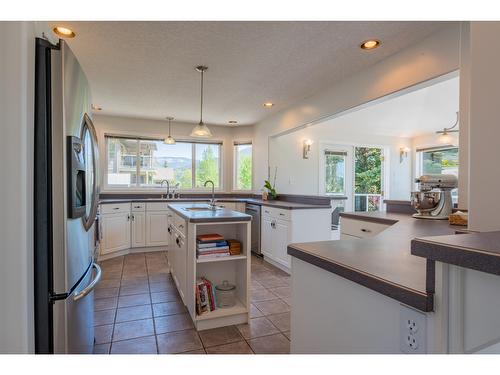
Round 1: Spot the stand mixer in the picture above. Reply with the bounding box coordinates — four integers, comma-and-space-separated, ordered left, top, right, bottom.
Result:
410, 174, 458, 219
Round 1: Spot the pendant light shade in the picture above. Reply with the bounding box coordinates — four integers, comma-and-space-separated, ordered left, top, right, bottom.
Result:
164, 116, 176, 145
190, 66, 212, 138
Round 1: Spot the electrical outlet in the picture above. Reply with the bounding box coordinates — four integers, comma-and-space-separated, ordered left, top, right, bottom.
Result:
400, 304, 426, 354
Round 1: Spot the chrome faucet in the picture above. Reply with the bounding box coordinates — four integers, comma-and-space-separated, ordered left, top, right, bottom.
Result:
204, 180, 216, 209
160, 180, 170, 199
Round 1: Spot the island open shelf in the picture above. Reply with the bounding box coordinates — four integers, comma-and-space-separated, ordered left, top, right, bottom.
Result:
186, 220, 251, 331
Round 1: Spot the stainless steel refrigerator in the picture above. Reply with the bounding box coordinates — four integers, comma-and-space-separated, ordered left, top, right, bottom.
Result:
34, 38, 101, 354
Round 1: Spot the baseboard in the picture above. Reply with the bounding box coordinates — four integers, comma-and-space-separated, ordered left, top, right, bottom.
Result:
98, 245, 169, 261
263, 256, 291, 275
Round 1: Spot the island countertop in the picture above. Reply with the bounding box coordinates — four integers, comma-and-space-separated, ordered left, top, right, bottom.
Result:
287, 211, 461, 312
167, 203, 252, 223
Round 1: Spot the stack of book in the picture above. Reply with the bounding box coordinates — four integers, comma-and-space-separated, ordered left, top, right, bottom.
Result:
196, 277, 216, 315
196, 233, 230, 259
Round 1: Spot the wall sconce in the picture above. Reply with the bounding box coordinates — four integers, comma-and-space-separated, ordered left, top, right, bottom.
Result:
399, 147, 410, 163
303, 139, 313, 159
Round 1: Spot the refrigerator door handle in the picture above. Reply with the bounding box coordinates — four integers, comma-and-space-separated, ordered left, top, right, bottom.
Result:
73, 263, 102, 302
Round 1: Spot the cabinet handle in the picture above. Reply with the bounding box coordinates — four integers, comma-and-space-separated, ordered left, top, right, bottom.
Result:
360, 228, 372, 233
113, 207, 119, 210
179, 224, 184, 229
279, 213, 285, 216
131, 214, 135, 221
127, 214, 130, 221
134, 205, 141, 208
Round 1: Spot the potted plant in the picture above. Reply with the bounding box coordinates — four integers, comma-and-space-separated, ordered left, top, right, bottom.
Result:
263, 167, 277, 200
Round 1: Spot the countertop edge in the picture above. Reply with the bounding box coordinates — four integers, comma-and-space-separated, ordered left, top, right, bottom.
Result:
339, 212, 399, 225
168, 204, 252, 223
411, 233, 500, 277
287, 245, 433, 312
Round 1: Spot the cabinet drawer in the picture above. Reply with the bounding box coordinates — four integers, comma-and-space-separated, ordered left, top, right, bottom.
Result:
174, 214, 187, 236
131, 202, 146, 212
262, 206, 291, 221
146, 202, 170, 211
340, 217, 390, 238
100, 203, 131, 214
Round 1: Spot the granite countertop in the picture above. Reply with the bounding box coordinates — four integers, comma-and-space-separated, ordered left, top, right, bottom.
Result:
99, 197, 331, 210
168, 203, 252, 223
412, 231, 500, 277
287, 211, 461, 312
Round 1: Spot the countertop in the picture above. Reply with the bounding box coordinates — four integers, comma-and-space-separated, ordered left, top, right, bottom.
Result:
99, 197, 331, 210
287, 211, 461, 312
412, 231, 500, 277
168, 203, 252, 223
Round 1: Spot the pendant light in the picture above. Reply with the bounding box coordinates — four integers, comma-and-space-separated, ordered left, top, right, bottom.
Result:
436, 111, 459, 144
190, 66, 213, 138
164, 116, 176, 145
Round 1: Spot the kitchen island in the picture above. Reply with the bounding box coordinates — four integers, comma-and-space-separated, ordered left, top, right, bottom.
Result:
167, 203, 252, 331
287, 211, 462, 354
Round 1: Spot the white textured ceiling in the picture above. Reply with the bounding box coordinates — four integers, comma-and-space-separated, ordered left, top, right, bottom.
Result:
52, 21, 453, 126
323, 75, 460, 138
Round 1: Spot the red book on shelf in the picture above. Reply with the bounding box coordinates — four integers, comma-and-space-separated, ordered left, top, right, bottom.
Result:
197, 233, 224, 242
203, 278, 215, 311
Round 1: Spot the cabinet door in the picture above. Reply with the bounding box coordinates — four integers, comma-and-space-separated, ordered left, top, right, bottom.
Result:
131, 212, 146, 248
101, 213, 130, 254
177, 235, 187, 302
273, 219, 291, 268
261, 217, 274, 258
146, 211, 169, 247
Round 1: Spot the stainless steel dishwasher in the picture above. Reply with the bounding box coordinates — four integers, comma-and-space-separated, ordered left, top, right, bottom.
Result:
245, 204, 261, 256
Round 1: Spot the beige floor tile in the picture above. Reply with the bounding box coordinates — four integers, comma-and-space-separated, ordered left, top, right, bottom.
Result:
113, 318, 154, 341
150, 290, 181, 304
94, 297, 118, 311
94, 309, 116, 326
96, 278, 121, 289
157, 330, 203, 354
198, 326, 243, 348
117, 293, 151, 308
119, 284, 150, 296
268, 286, 291, 299
251, 279, 266, 290
115, 305, 153, 323
248, 333, 290, 354
251, 288, 278, 302
154, 313, 194, 334
152, 301, 185, 317
253, 299, 290, 315
150, 281, 176, 293
236, 317, 279, 339
281, 297, 292, 306
283, 331, 291, 340
101, 270, 123, 280
267, 312, 290, 332
93, 343, 110, 354
148, 274, 171, 283
94, 324, 113, 344
94, 287, 119, 299
255, 275, 289, 288
206, 340, 254, 354
250, 304, 263, 318
110, 335, 157, 354
119, 276, 149, 287
179, 349, 206, 354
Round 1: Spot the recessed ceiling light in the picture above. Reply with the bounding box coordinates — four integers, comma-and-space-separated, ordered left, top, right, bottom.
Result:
53, 26, 76, 38
228, 120, 238, 124
360, 39, 380, 50
263, 102, 274, 108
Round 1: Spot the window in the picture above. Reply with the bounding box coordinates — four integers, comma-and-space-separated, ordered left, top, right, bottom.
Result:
233, 142, 252, 190
354, 147, 383, 212
324, 150, 346, 195
416, 146, 459, 203
105, 136, 222, 189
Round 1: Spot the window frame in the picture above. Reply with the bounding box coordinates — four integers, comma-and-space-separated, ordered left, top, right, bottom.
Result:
232, 141, 253, 191
104, 134, 223, 191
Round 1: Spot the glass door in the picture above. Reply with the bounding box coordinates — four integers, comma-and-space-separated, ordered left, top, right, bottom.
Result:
354, 147, 384, 212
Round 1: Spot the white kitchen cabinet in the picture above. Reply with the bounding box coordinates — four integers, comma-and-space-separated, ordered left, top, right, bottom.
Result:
145, 211, 170, 247
340, 217, 390, 239
101, 212, 131, 254
260, 206, 331, 273
131, 211, 146, 247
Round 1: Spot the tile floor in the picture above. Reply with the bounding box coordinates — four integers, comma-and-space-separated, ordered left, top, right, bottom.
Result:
93, 252, 291, 354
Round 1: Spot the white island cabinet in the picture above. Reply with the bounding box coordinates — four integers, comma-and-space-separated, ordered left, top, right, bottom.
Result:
168, 203, 251, 331
261, 206, 331, 273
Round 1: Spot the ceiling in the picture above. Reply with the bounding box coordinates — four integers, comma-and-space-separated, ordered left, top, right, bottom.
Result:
53, 21, 453, 126
324, 75, 460, 138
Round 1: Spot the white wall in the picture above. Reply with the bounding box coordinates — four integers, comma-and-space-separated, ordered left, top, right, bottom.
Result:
93, 114, 254, 193
0, 21, 50, 354
254, 24, 461, 192
467, 22, 500, 231
268, 117, 412, 200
